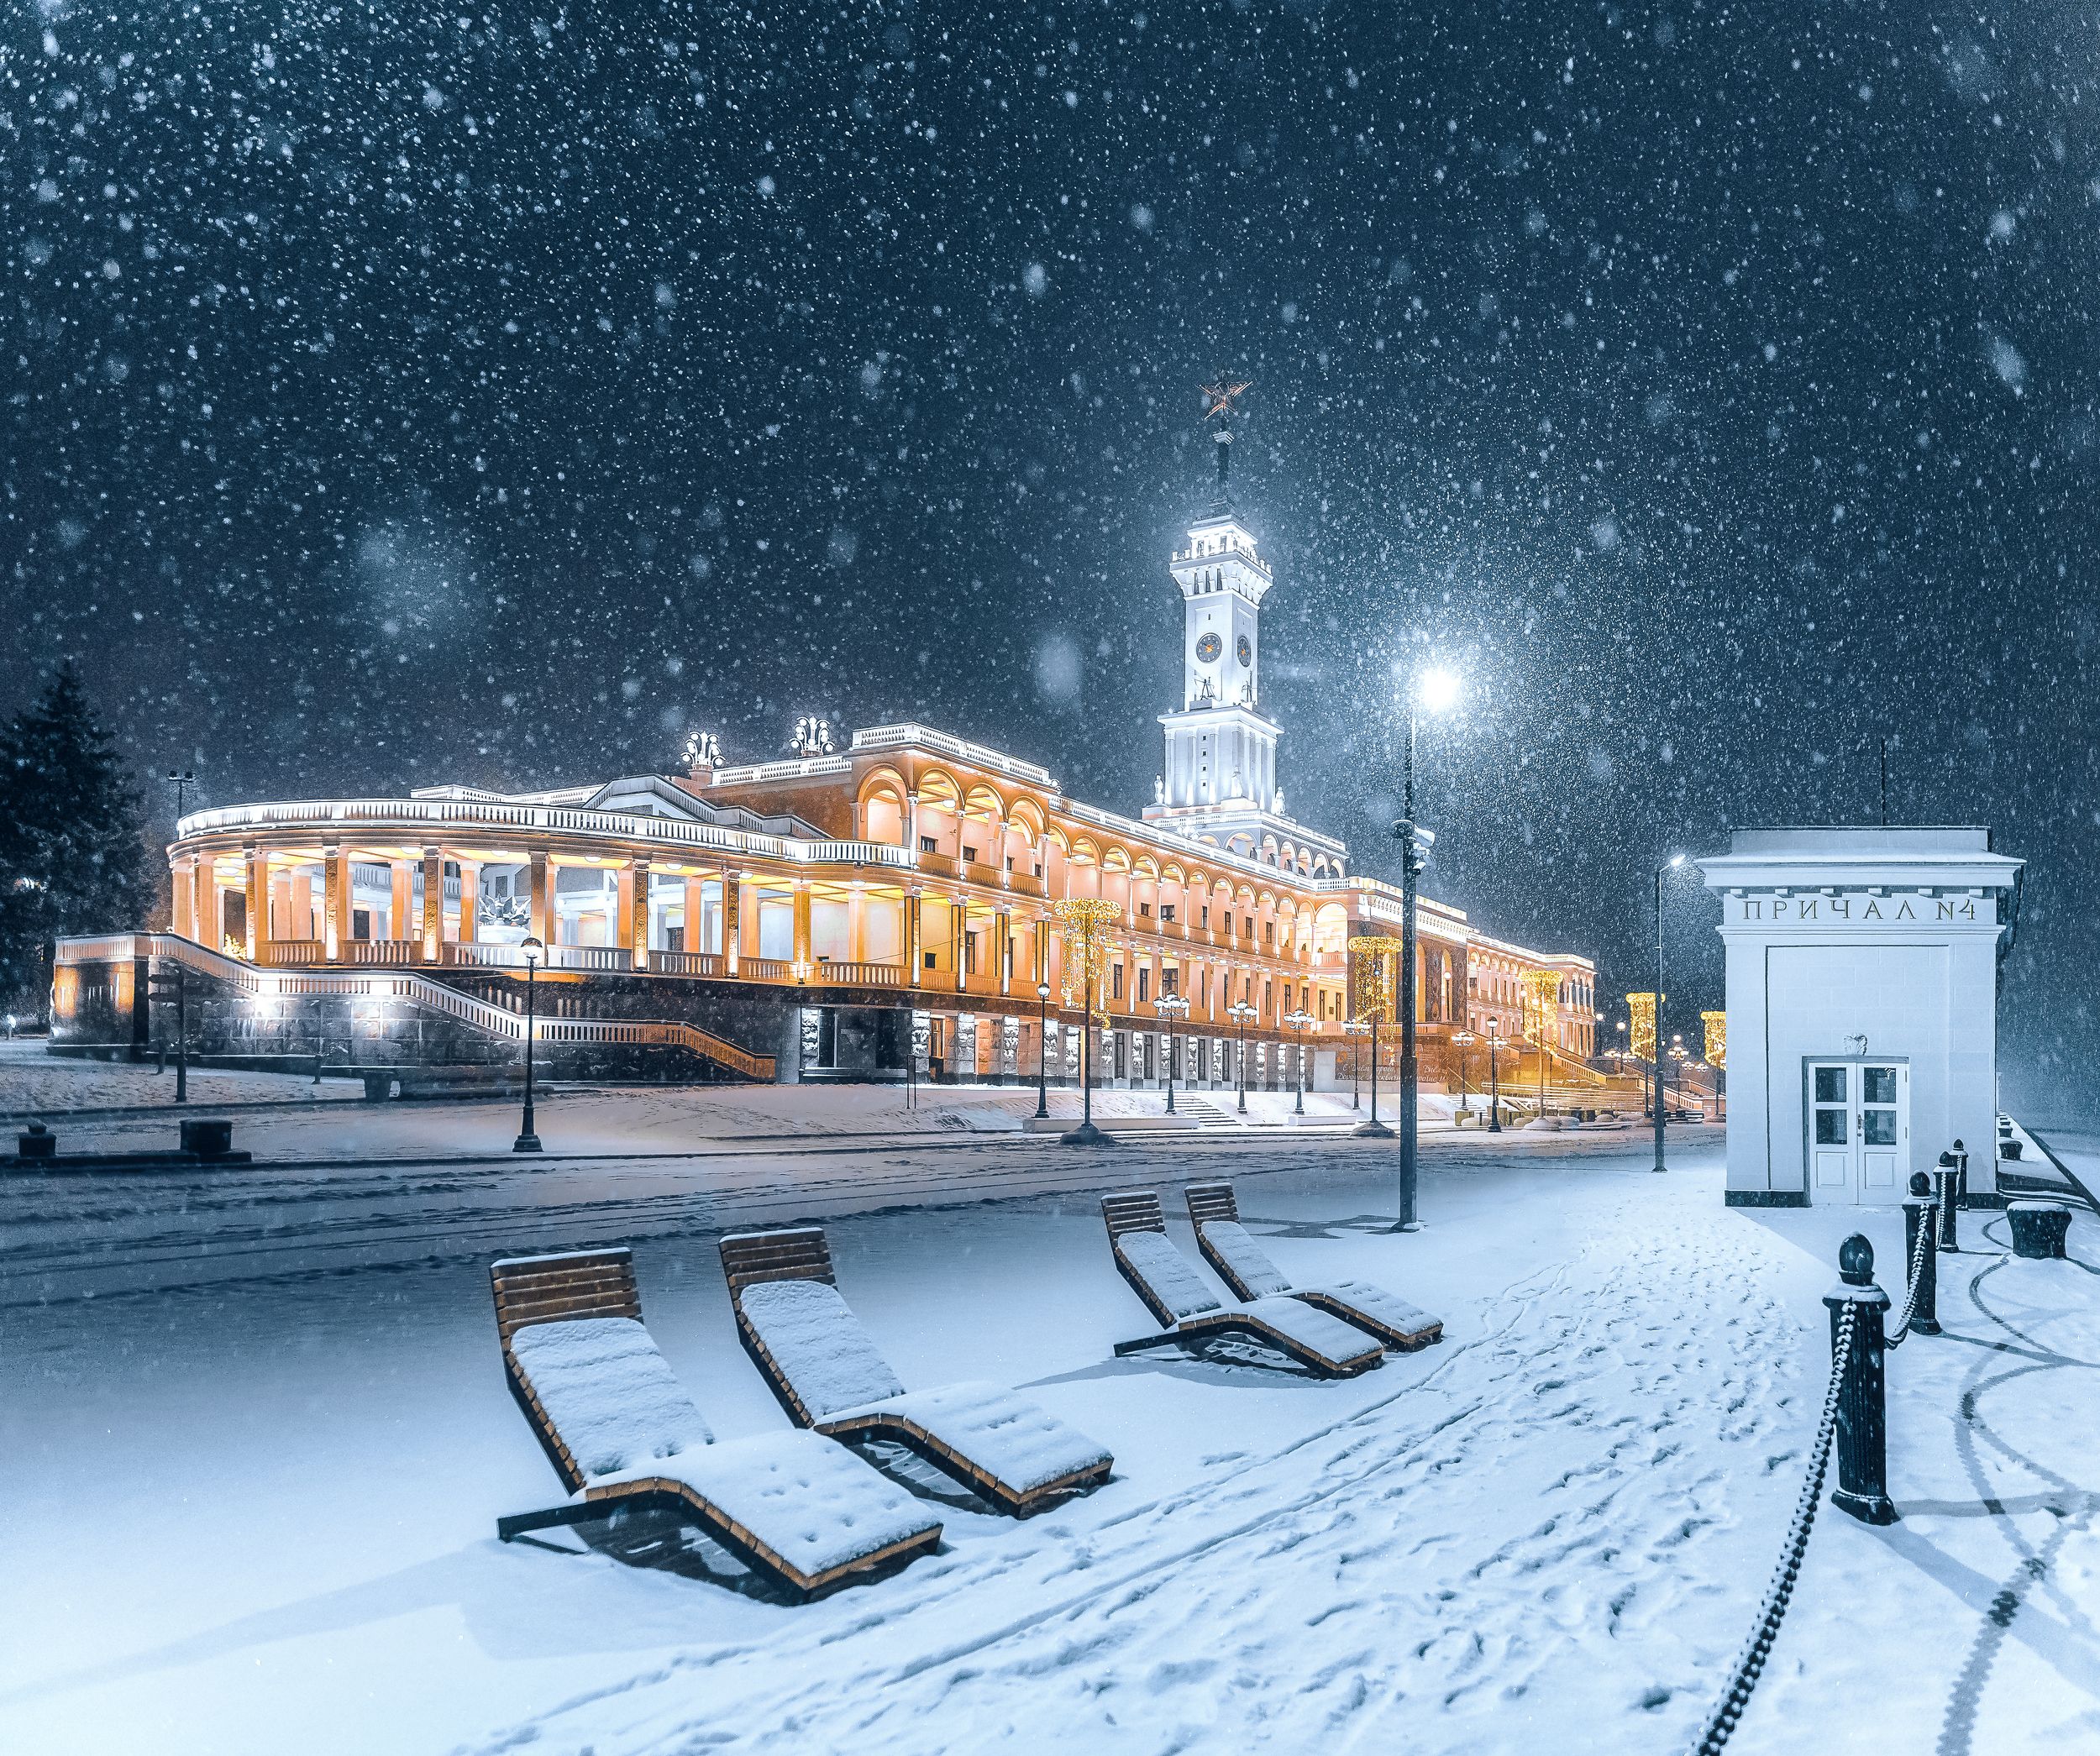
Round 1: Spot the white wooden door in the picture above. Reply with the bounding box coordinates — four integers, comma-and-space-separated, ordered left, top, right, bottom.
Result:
1804, 1059, 1911, 1204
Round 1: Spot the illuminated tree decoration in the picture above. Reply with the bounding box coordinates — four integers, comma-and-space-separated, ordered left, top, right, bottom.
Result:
1702, 1009, 1727, 1069
1349, 935, 1404, 1024
1052, 898, 1122, 1025
1520, 969, 1562, 1043
1627, 992, 1662, 1061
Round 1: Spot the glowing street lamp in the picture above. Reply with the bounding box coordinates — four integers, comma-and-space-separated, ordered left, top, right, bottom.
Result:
1156, 990, 1191, 1116
1227, 999, 1257, 1114
1450, 1030, 1477, 1123
1390, 665, 1461, 1230
1034, 981, 1053, 1119
1652, 853, 1687, 1174
1284, 1008, 1314, 1114
513, 935, 543, 1153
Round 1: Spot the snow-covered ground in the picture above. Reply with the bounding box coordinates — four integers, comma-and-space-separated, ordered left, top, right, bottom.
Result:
0, 1037, 365, 1117
5, 1121, 2097, 1754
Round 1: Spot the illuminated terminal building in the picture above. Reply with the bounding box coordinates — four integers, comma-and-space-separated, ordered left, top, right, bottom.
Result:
55, 421, 1598, 1093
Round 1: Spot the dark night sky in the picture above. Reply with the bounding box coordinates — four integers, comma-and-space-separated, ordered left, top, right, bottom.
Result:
5, 1, 2097, 1107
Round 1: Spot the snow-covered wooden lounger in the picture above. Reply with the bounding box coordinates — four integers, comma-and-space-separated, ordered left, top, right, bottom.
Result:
1100, 1193, 1384, 1377
721, 1229, 1114, 1515
1184, 1182, 1444, 1352
490, 1248, 942, 1598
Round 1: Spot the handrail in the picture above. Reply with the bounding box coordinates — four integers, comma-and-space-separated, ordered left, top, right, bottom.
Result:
56, 935, 774, 1081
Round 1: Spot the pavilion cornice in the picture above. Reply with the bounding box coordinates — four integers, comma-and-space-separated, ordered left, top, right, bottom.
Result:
172, 798, 916, 872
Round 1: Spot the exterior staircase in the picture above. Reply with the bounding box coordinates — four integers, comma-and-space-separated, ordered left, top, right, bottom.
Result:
56, 933, 775, 1082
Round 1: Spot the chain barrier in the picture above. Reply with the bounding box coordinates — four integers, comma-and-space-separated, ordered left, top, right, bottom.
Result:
1689, 1302, 1858, 1755
1885, 1210, 1935, 1348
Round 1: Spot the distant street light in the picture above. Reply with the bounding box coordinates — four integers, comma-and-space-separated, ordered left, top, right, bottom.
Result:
1451, 1030, 1477, 1124
1344, 1015, 1368, 1110
1653, 854, 1687, 1172
514, 935, 543, 1153
1486, 1017, 1503, 1133
1156, 990, 1191, 1116
1285, 1007, 1314, 1115
1227, 999, 1257, 1114
1034, 981, 1053, 1119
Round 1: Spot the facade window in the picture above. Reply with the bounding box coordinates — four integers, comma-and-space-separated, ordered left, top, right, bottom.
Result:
1161, 904, 1176, 924
1137, 966, 1151, 1004
963, 845, 979, 864
920, 835, 937, 853
963, 932, 977, 976
1111, 962, 1125, 1001
1139, 899, 1152, 917
1161, 966, 1179, 997
1200, 905, 1210, 929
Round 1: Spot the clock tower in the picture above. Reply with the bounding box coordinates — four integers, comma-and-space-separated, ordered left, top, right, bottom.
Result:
1143, 385, 1344, 872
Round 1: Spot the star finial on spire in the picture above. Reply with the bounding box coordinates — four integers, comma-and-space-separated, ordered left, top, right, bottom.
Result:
1200, 378, 1252, 422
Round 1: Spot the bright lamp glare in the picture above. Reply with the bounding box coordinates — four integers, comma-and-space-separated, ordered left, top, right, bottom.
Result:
1416, 668, 1461, 712
1669, 853, 1686, 868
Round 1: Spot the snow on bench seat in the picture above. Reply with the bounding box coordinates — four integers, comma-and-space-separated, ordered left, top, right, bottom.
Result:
590, 1430, 942, 1580
1295, 1280, 1439, 1341
1237, 1294, 1385, 1362
1196, 1221, 1293, 1300
507, 1315, 939, 1577
737, 1276, 1112, 1507
829, 1381, 1114, 1498
1113, 1229, 1225, 1318
1198, 1219, 1441, 1347
736, 1279, 904, 1420
509, 1314, 712, 1476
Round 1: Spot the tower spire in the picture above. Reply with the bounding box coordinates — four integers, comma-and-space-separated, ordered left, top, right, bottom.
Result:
1200, 377, 1251, 515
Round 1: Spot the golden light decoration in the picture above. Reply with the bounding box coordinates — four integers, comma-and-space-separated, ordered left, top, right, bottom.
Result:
1052, 898, 1122, 1025
1627, 992, 1662, 1061
1520, 969, 1562, 1042
1702, 1009, 1727, 1070
1349, 935, 1404, 1024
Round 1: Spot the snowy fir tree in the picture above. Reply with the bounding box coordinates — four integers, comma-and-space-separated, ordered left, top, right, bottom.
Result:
0, 667, 152, 1009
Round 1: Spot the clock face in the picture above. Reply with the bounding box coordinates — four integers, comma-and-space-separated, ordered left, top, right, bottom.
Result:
1236, 634, 1253, 667
1195, 632, 1222, 663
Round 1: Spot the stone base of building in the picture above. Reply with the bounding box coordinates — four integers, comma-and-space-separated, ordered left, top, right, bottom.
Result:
1724, 1188, 1811, 1208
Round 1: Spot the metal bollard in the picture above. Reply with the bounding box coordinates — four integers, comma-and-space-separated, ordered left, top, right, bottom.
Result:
1824, 1234, 1897, 1525
1953, 1138, 1971, 1210
1903, 1173, 1940, 1336
1935, 1150, 1961, 1252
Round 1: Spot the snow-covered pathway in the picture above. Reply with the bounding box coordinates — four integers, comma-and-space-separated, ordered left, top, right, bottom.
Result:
7, 1133, 2098, 1754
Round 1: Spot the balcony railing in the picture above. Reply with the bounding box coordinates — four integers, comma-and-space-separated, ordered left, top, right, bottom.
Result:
741, 956, 793, 983
344, 940, 418, 966
259, 941, 324, 966
648, 950, 725, 978
811, 960, 906, 988
549, 946, 632, 972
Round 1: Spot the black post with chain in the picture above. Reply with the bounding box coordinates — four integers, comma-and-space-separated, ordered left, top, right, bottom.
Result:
1900, 1175, 1940, 1337
1825, 1234, 1895, 1526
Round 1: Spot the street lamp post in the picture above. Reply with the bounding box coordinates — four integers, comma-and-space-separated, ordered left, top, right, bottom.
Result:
1353, 1009, 1389, 1137
1450, 1030, 1476, 1124
1034, 981, 1053, 1119
1653, 854, 1684, 1174
1486, 1018, 1502, 1132
1156, 991, 1190, 1117
1344, 1016, 1366, 1109
1285, 1008, 1313, 1115
1387, 668, 1457, 1227
1228, 999, 1256, 1114
513, 935, 543, 1153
